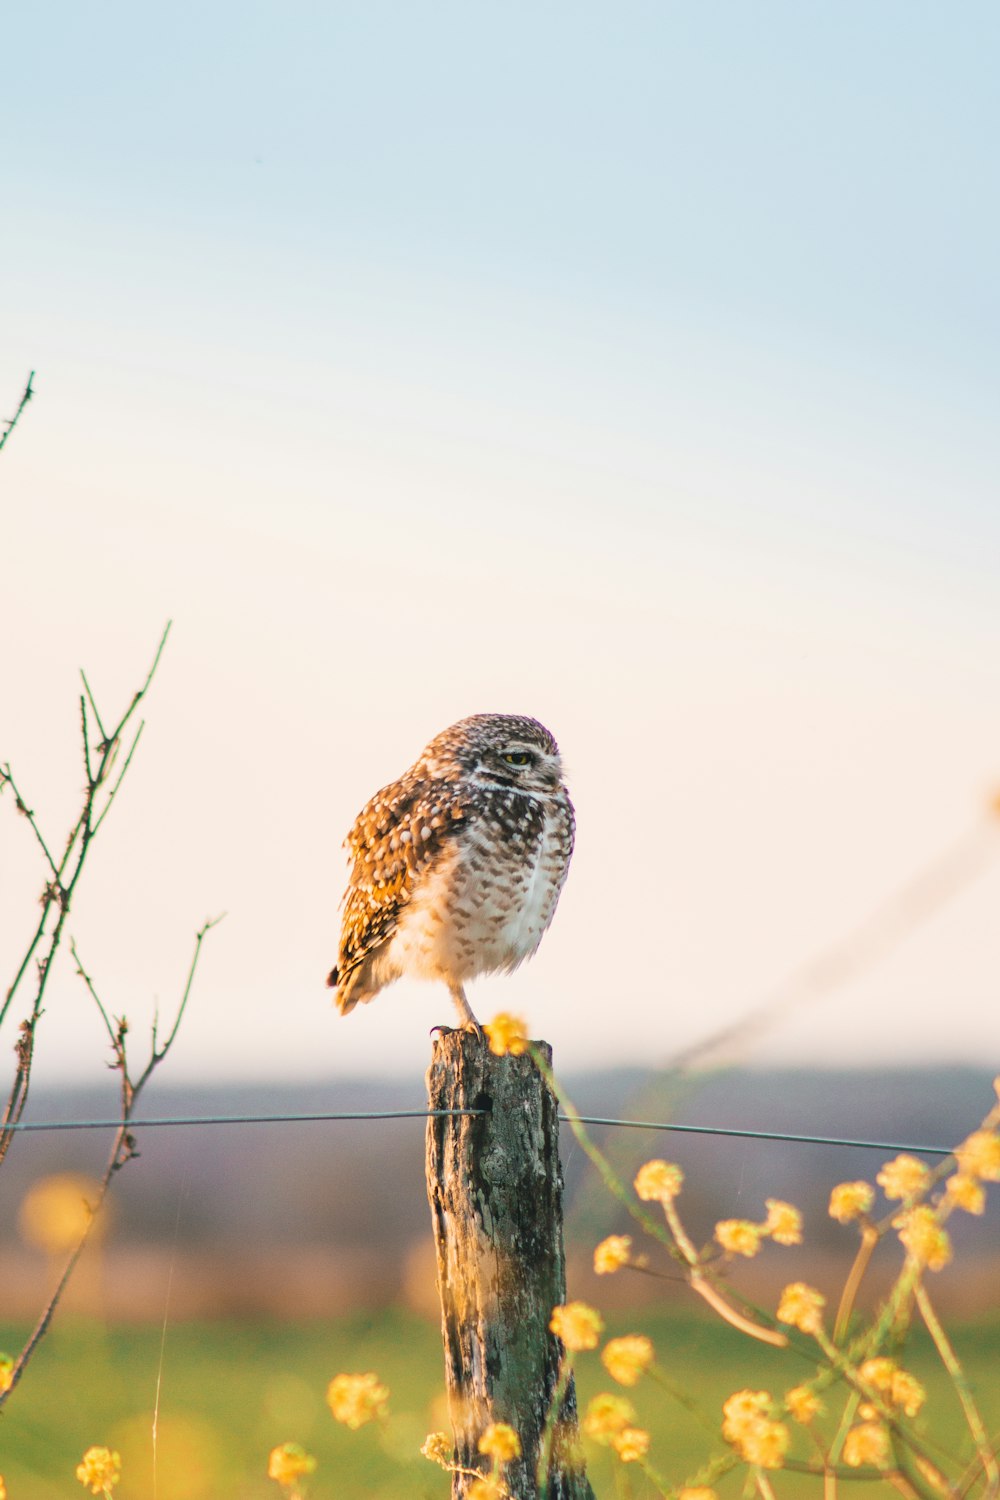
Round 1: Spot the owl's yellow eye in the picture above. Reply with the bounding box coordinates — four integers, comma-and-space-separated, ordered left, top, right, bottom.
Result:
503, 752, 532, 766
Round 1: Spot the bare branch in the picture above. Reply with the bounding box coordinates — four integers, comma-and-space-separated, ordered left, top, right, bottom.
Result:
90, 721, 144, 836
69, 938, 119, 1056
78, 668, 108, 748
0, 371, 35, 455
143, 914, 225, 1075
107, 619, 172, 747
0, 763, 61, 881
1, 625, 172, 1159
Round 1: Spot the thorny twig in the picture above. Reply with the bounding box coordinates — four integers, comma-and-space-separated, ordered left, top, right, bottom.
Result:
0, 623, 173, 1169
0, 370, 35, 455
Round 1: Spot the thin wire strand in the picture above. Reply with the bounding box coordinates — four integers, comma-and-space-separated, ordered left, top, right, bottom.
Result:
2, 1108, 956, 1155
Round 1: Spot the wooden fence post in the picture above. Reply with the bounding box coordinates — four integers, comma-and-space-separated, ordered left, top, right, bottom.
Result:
425, 1030, 596, 1500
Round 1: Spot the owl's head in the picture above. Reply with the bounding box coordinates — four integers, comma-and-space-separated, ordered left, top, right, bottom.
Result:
423, 713, 565, 793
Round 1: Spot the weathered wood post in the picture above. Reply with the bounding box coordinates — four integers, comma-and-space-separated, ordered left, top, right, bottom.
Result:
425, 1030, 596, 1500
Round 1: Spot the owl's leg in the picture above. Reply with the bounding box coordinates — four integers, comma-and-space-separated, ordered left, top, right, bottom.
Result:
448, 983, 484, 1042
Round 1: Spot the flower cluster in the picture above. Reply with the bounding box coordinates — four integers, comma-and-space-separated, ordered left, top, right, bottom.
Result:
267, 1442, 316, 1491
593, 1233, 632, 1274
549, 1301, 604, 1351
714, 1219, 761, 1257
947, 1128, 1000, 1216
582, 1393, 650, 1464
484, 1012, 529, 1057
858, 1358, 926, 1418
955, 1129, 1000, 1182
722, 1389, 790, 1469
894, 1205, 952, 1271
421, 1432, 452, 1467
876, 1154, 929, 1201
601, 1334, 654, 1386
829, 1180, 875, 1222
633, 1159, 684, 1202
583, 1392, 637, 1441
843, 1421, 891, 1469
75, 1446, 121, 1496
478, 1423, 521, 1463
776, 1281, 826, 1335
785, 1385, 823, 1424
325, 1371, 389, 1429
420, 1421, 521, 1497
468, 1479, 504, 1500
714, 1198, 802, 1259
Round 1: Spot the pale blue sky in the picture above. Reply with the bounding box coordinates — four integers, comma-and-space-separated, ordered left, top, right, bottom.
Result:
2, 4, 999, 1082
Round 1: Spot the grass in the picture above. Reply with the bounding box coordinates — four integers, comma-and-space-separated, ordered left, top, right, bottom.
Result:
1, 1308, 999, 1498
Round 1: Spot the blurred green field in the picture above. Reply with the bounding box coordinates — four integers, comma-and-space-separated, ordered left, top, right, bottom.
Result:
2, 1309, 999, 1499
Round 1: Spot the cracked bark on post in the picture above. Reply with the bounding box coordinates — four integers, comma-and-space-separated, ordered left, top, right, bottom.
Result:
425, 1030, 595, 1500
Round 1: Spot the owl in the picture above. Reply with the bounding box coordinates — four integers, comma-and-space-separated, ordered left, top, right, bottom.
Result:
327, 714, 575, 1035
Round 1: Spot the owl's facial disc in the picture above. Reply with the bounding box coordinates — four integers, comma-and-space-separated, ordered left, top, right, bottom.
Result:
481, 742, 561, 792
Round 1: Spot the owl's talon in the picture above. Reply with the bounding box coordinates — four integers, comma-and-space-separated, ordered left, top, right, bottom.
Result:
430, 1024, 455, 1038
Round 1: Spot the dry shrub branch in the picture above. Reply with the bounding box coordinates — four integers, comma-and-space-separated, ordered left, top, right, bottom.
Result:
0, 370, 35, 455
0, 626, 220, 1408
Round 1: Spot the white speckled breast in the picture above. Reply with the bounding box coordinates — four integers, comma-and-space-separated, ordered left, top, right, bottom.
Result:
382, 791, 571, 985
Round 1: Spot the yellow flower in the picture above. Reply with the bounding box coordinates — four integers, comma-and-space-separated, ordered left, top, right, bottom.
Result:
75, 1446, 122, 1495
601, 1335, 654, 1386
679, 1490, 718, 1500
484, 1013, 529, 1057
877, 1154, 929, 1201
421, 1432, 452, 1467
956, 1129, 1000, 1182
858, 1357, 895, 1392
550, 1301, 604, 1352
843, 1422, 891, 1469
583, 1393, 636, 1442
613, 1427, 650, 1463
891, 1370, 927, 1418
722, 1389, 771, 1434
715, 1219, 762, 1257
763, 1199, 803, 1245
468, 1477, 504, 1500
478, 1423, 521, 1462
829, 1181, 874, 1222
741, 1420, 790, 1469
947, 1174, 986, 1214
776, 1282, 825, 1335
633, 1159, 684, 1202
267, 1443, 317, 1487
785, 1385, 823, 1423
858, 1359, 925, 1418
722, 1393, 789, 1469
326, 1372, 389, 1428
0, 1354, 12, 1396
594, 1234, 632, 1274
895, 1206, 952, 1271
0, 1476, 6, 1500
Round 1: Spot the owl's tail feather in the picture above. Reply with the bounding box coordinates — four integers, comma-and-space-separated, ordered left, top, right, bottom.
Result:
328, 963, 367, 1016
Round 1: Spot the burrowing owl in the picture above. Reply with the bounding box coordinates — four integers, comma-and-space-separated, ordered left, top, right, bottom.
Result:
326, 714, 574, 1035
